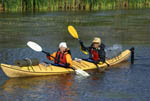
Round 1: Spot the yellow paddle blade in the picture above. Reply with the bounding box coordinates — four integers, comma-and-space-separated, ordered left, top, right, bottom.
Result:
80, 46, 88, 55
68, 25, 79, 39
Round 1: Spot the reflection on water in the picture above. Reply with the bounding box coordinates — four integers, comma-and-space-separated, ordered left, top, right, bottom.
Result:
0, 74, 76, 101
0, 9, 150, 101
0, 60, 150, 100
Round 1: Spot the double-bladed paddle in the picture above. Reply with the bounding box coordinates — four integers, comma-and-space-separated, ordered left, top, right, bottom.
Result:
27, 41, 90, 77
68, 25, 103, 70
68, 25, 88, 55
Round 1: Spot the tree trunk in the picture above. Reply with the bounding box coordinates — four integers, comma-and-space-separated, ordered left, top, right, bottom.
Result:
33, 0, 35, 12
22, 0, 24, 11
124, 0, 128, 8
2, 0, 5, 11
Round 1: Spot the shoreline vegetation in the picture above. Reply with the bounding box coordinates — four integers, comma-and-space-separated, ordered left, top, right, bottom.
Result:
0, 0, 150, 12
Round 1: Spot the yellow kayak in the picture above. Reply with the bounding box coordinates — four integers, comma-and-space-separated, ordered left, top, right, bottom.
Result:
0, 48, 132, 78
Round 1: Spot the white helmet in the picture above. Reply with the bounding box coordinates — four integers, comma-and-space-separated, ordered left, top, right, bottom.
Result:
59, 42, 67, 48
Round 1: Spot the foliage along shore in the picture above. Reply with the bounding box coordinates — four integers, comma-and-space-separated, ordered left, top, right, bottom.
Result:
0, 0, 150, 12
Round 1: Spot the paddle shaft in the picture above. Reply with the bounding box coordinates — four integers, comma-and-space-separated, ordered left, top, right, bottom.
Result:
43, 50, 90, 76
27, 41, 89, 76
68, 25, 108, 72
42, 50, 76, 70
68, 25, 109, 75
75, 35, 109, 67
94, 63, 101, 71
42, 51, 89, 71
42, 50, 67, 65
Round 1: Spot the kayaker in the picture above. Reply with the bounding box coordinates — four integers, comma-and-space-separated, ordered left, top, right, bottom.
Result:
79, 37, 106, 64
46, 42, 72, 68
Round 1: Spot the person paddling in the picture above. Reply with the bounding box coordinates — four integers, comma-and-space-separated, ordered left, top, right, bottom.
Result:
79, 37, 106, 64
46, 42, 72, 68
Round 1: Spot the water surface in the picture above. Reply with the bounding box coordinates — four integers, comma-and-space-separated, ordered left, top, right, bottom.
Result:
0, 9, 150, 101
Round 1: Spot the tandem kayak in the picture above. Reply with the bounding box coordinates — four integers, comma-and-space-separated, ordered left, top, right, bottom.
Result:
0, 48, 133, 78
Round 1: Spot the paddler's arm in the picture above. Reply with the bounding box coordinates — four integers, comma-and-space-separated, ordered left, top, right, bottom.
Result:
66, 54, 73, 67
46, 52, 57, 61
79, 40, 89, 51
99, 43, 106, 63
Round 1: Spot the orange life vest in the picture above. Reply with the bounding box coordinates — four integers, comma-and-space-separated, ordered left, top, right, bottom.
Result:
54, 51, 68, 66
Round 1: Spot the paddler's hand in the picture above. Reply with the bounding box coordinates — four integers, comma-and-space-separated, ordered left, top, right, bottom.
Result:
79, 40, 83, 45
93, 61, 99, 64
65, 63, 70, 68
46, 52, 51, 57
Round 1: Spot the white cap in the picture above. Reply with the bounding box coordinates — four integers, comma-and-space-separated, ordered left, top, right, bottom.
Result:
59, 42, 67, 48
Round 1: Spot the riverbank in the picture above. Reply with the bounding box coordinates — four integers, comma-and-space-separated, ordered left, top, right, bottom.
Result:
0, 0, 150, 12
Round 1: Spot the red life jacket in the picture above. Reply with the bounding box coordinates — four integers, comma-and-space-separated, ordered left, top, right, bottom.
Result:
90, 48, 100, 61
55, 51, 67, 66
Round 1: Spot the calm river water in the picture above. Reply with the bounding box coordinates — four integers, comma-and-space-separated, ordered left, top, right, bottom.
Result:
0, 8, 150, 101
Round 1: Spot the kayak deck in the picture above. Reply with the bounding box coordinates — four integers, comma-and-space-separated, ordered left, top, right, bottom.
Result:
0, 49, 131, 78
